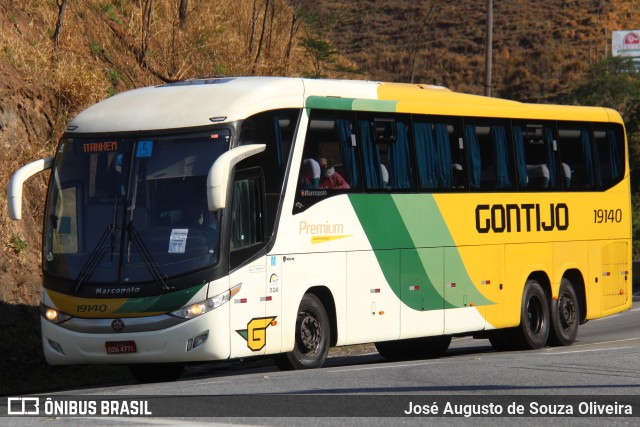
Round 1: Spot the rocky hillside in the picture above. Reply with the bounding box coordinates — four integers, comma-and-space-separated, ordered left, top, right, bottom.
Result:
315, 0, 640, 102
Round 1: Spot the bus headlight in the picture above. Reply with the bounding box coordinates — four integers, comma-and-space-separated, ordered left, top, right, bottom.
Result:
170, 284, 241, 319
40, 304, 72, 324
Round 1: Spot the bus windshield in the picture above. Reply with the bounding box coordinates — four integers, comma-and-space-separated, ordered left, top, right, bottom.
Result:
43, 130, 231, 288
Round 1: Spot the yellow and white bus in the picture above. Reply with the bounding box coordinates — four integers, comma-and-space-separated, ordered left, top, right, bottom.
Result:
8, 77, 631, 382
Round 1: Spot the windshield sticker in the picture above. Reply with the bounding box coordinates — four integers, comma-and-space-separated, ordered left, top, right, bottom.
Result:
168, 228, 189, 254
136, 141, 153, 158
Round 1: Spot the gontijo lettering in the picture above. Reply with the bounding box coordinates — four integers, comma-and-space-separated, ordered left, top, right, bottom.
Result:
475, 203, 569, 233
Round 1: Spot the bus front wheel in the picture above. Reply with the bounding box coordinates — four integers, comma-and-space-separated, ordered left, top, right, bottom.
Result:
509, 279, 550, 350
548, 278, 579, 346
275, 293, 330, 370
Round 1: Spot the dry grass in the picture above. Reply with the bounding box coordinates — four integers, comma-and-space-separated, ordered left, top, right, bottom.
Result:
318, 0, 640, 102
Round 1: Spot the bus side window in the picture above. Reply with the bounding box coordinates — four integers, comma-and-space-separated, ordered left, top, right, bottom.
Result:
513, 123, 559, 191
239, 109, 299, 194
413, 118, 465, 191
465, 122, 513, 191
298, 110, 358, 195
557, 125, 595, 190
359, 116, 414, 191
594, 124, 625, 189
230, 174, 264, 252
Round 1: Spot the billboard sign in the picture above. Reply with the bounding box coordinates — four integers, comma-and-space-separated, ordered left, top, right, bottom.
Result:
612, 30, 640, 70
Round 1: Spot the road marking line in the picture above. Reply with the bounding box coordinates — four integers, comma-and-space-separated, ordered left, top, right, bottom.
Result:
544, 337, 640, 351
543, 346, 633, 355
329, 360, 447, 374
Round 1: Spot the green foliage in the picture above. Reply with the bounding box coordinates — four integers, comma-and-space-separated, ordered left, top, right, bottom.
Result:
8, 234, 27, 255
564, 57, 640, 121
296, 5, 361, 78
89, 40, 101, 56
106, 68, 119, 96
98, 2, 123, 25
299, 36, 337, 78
333, 62, 366, 76
196, 36, 207, 50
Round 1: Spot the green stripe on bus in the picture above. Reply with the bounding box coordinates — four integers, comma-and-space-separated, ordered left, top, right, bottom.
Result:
352, 99, 397, 112
349, 194, 493, 310
306, 96, 355, 110
391, 194, 493, 307
348, 194, 453, 310
306, 96, 398, 112
114, 283, 206, 314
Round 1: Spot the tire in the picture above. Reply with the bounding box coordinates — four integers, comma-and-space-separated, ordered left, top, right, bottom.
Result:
129, 363, 185, 383
488, 330, 512, 351
275, 294, 330, 370
548, 278, 579, 346
375, 340, 406, 360
375, 336, 451, 360
508, 279, 550, 350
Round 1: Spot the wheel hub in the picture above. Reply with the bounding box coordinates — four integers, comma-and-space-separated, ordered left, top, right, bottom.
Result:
558, 293, 576, 329
300, 313, 321, 353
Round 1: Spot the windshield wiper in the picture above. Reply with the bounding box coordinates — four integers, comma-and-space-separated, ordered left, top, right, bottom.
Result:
73, 224, 114, 293
127, 222, 171, 292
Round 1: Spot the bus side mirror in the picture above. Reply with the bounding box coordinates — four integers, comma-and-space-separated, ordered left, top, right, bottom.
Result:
7, 157, 54, 220
207, 144, 266, 211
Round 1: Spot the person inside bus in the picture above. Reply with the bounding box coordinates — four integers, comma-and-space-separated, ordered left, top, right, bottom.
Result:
301, 158, 321, 189
319, 157, 350, 189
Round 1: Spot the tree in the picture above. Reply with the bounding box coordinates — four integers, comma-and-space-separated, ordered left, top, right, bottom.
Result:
299, 36, 337, 77
178, 0, 188, 29
52, 0, 68, 48
140, 0, 155, 64
285, 0, 303, 63
294, 5, 360, 77
248, 0, 259, 56
565, 56, 640, 121
404, 1, 439, 83
253, 0, 272, 67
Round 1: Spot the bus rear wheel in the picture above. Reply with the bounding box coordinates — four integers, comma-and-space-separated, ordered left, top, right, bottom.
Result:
508, 279, 550, 350
548, 278, 579, 346
488, 330, 512, 351
275, 293, 330, 371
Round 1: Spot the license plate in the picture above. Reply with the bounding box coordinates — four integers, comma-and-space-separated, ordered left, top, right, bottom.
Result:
105, 341, 137, 354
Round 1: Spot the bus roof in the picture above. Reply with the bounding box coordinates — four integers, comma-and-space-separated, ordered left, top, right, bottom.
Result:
66, 77, 622, 134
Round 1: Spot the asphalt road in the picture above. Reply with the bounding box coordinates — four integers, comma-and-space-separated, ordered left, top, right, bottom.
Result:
4, 300, 640, 426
